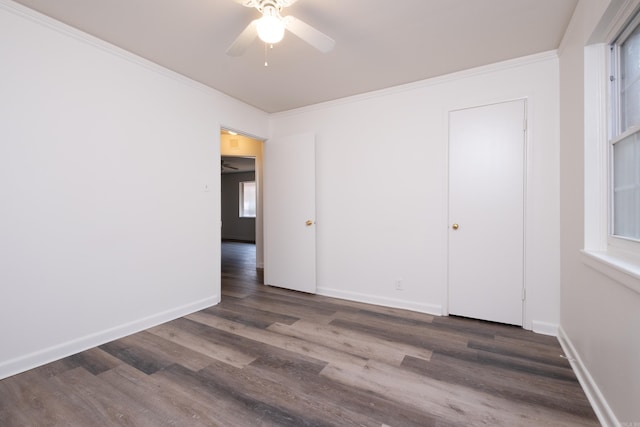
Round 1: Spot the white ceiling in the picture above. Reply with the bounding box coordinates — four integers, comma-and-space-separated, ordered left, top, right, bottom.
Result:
12, 0, 578, 113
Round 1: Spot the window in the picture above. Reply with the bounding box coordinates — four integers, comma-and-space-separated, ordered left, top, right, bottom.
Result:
239, 181, 256, 218
611, 13, 640, 241
582, 2, 640, 294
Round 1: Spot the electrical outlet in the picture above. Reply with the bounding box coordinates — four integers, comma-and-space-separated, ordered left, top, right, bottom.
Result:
395, 279, 403, 291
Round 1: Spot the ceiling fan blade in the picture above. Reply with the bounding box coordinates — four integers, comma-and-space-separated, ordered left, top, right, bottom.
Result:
233, 0, 262, 8
282, 15, 335, 53
233, 0, 298, 5
226, 19, 259, 57
234, 0, 300, 6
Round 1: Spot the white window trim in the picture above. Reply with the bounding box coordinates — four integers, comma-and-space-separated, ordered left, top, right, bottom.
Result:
582, 1, 640, 295
584, 43, 610, 253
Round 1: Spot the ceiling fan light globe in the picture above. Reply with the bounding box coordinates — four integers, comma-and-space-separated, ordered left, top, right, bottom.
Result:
257, 14, 285, 44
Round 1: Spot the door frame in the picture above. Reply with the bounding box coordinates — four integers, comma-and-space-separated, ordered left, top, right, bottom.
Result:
220, 128, 265, 270
444, 98, 528, 327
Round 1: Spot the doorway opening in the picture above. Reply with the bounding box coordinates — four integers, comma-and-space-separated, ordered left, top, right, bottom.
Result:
220, 129, 265, 296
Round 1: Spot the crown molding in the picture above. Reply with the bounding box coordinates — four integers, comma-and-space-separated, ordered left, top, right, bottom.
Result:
0, 0, 268, 117
271, 50, 559, 118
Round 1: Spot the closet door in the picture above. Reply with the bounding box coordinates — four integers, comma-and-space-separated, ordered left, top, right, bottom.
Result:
448, 100, 526, 326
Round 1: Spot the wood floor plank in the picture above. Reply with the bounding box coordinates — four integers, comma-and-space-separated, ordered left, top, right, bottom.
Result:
163, 362, 325, 427
428, 315, 503, 339
99, 340, 172, 375
67, 347, 123, 376
49, 367, 165, 426
204, 299, 301, 326
114, 330, 218, 372
197, 359, 382, 427
268, 319, 433, 366
232, 293, 337, 323
148, 370, 248, 427
169, 317, 331, 376
221, 288, 253, 299
312, 296, 437, 323
26, 357, 81, 379
470, 343, 577, 381
321, 359, 597, 427
245, 352, 445, 427
146, 321, 257, 369
328, 316, 475, 361
332, 309, 469, 346
402, 352, 595, 419
0, 369, 98, 427
467, 336, 572, 369
200, 306, 282, 329
98, 364, 217, 427
185, 311, 369, 370
244, 287, 348, 317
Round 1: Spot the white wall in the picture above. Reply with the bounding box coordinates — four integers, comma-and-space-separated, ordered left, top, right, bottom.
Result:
558, 0, 640, 425
270, 53, 561, 333
0, 1, 268, 379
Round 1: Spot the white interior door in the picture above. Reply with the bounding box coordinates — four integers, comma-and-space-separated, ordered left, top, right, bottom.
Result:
264, 132, 316, 293
448, 100, 525, 326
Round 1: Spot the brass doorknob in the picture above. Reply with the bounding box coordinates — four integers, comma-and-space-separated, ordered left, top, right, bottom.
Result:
452, 223, 459, 230
306, 220, 314, 226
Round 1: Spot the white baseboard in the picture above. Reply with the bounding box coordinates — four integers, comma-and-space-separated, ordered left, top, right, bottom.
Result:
0, 296, 218, 380
557, 326, 618, 427
316, 287, 442, 316
531, 320, 559, 336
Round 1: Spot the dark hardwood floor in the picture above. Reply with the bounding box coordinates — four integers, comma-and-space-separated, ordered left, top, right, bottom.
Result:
0, 241, 599, 426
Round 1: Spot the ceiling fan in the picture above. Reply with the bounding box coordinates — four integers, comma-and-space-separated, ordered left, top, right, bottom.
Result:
226, 0, 335, 57
221, 159, 239, 171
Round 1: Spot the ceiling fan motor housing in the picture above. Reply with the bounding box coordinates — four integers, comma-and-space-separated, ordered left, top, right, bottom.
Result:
237, 0, 298, 13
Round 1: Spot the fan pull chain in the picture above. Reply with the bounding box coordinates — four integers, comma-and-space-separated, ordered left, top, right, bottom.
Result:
264, 43, 275, 67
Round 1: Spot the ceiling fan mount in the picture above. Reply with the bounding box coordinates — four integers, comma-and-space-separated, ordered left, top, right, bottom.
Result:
235, 0, 298, 13
227, 0, 335, 57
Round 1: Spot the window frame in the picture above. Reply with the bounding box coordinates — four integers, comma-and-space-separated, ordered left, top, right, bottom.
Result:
608, 12, 640, 251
